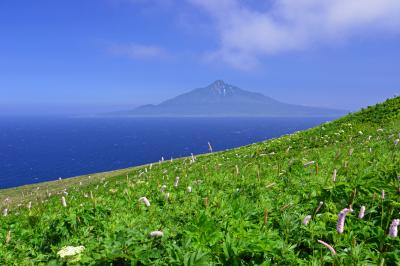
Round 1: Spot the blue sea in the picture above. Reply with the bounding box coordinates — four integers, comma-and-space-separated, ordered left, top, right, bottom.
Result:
0, 117, 333, 189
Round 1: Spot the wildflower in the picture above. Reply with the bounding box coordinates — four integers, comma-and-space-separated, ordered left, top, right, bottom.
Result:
204, 197, 209, 208
61, 196, 67, 207
336, 208, 352, 233
208, 141, 213, 152
332, 169, 337, 182
315, 201, 324, 213
377, 128, 384, 132
381, 190, 385, 200
395, 139, 399, 146
3, 208, 8, 216
160, 185, 167, 193
303, 215, 312, 225
57, 245, 85, 258
187, 186, 192, 193
164, 192, 170, 201
317, 240, 336, 256
389, 219, 400, 237
149, 231, 163, 238
6, 230, 11, 243
139, 197, 151, 207
27, 201, 32, 209
358, 206, 366, 219
303, 161, 315, 167
174, 176, 180, 188
358, 131, 363, 135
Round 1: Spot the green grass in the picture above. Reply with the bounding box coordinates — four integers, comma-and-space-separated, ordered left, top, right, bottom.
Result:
1, 97, 400, 265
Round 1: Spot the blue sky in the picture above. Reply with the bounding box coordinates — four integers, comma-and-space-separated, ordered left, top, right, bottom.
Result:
0, 0, 399, 115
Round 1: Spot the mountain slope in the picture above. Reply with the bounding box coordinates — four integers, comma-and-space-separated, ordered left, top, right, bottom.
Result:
1, 97, 399, 265
113, 80, 346, 117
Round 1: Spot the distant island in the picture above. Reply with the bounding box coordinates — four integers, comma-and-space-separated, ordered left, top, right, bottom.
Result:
110, 80, 347, 117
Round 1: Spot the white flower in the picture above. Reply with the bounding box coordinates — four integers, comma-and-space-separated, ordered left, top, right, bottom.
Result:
3, 208, 8, 216
303, 215, 312, 225
160, 185, 167, 193
61, 196, 67, 207
27, 201, 32, 209
57, 245, 85, 258
174, 176, 180, 188
139, 197, 150, 207
187, 186, 192, 193
332, 169, 337, 182
358, 206, 366, 219
303, 161, 315, 167
164, 192, 170, 201
315, 201, 324, 213
395, 139, 399, 146
149, 231, 163, 238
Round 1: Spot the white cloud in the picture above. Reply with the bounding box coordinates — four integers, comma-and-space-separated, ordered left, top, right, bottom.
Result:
109, 43, 169, 60
188, 0, 400, 69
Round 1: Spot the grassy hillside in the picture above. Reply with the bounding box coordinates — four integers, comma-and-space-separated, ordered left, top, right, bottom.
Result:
1, 97, 399, 265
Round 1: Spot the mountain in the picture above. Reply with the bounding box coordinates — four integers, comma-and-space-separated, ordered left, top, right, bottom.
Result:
111, 80, 346, 117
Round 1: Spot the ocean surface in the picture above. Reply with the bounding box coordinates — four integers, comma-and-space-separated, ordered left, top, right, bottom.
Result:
0, 117, 333, 189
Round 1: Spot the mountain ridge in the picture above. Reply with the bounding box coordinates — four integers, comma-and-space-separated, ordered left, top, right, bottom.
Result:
110, 80, 347, 117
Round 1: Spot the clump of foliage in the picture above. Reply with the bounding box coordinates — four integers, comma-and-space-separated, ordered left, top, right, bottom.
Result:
1, 97, 400, 265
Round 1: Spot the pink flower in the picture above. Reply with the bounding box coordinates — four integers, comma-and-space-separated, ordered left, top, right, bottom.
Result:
389, 219, 400, 237
317, 240, 336, 256
336, 208, 352, 233
208, 142, 213, 152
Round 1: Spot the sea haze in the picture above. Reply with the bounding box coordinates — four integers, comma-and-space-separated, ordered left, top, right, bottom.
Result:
0, 117, 334, 188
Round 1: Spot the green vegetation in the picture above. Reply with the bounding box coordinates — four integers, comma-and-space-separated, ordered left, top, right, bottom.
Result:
1, 97, 400, 265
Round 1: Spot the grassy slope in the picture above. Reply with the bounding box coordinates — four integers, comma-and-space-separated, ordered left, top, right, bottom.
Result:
0, 97, 399, 265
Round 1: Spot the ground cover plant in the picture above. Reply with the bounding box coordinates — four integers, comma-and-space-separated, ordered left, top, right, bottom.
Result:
0, 97, 400, 265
